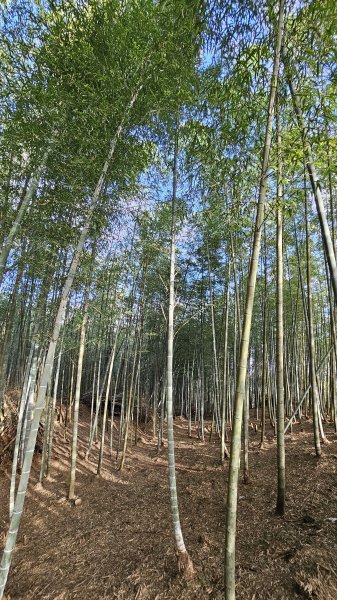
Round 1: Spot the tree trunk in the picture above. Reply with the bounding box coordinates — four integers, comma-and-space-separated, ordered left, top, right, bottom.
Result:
0, 89, 141, 596
276, 112, 285, 514
0, 152, 49, 286
224, 2, 285, 597
69, 286, 90, 499
287, 75, 337, 305
166, 126, 194, 579
304, 171, 322, 457
221, 261, 230, 463
260, 233, 268, 448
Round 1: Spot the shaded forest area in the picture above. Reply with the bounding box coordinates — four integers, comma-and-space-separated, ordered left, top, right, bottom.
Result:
1, 404, 337, 600
1, 0, 337, 599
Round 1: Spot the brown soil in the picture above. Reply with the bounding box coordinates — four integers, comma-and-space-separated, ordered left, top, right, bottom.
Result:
1, 407, 337, 600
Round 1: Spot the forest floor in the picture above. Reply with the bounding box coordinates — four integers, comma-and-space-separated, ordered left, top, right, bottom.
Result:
1, 404, 337, 600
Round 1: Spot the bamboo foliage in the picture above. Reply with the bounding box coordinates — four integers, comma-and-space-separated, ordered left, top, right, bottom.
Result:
1, 1, 337, 599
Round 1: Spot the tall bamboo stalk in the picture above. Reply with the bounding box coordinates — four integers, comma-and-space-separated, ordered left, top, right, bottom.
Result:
224, 3, 285, 597
276, 109, 285, 514
0, 89, 141, 597
166, 125, 194, 579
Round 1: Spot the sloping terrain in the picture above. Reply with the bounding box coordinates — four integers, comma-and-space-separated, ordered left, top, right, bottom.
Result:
1, 407, 337, 600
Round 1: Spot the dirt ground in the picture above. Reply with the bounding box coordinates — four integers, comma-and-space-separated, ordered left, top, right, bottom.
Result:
1, 406, 337, 600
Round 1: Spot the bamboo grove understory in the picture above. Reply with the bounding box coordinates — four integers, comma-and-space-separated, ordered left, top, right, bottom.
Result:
0, 0, 337, 598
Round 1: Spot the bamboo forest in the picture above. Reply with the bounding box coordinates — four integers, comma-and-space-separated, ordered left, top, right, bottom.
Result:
1, 0, 337, 598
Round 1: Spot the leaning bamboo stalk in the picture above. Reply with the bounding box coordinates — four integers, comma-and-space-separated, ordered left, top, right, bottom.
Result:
9, 342, 34, 517
0, 88, 141, 598
224, 2, 285, 598
286, 73, 337, 305
0, 151, 49, 286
